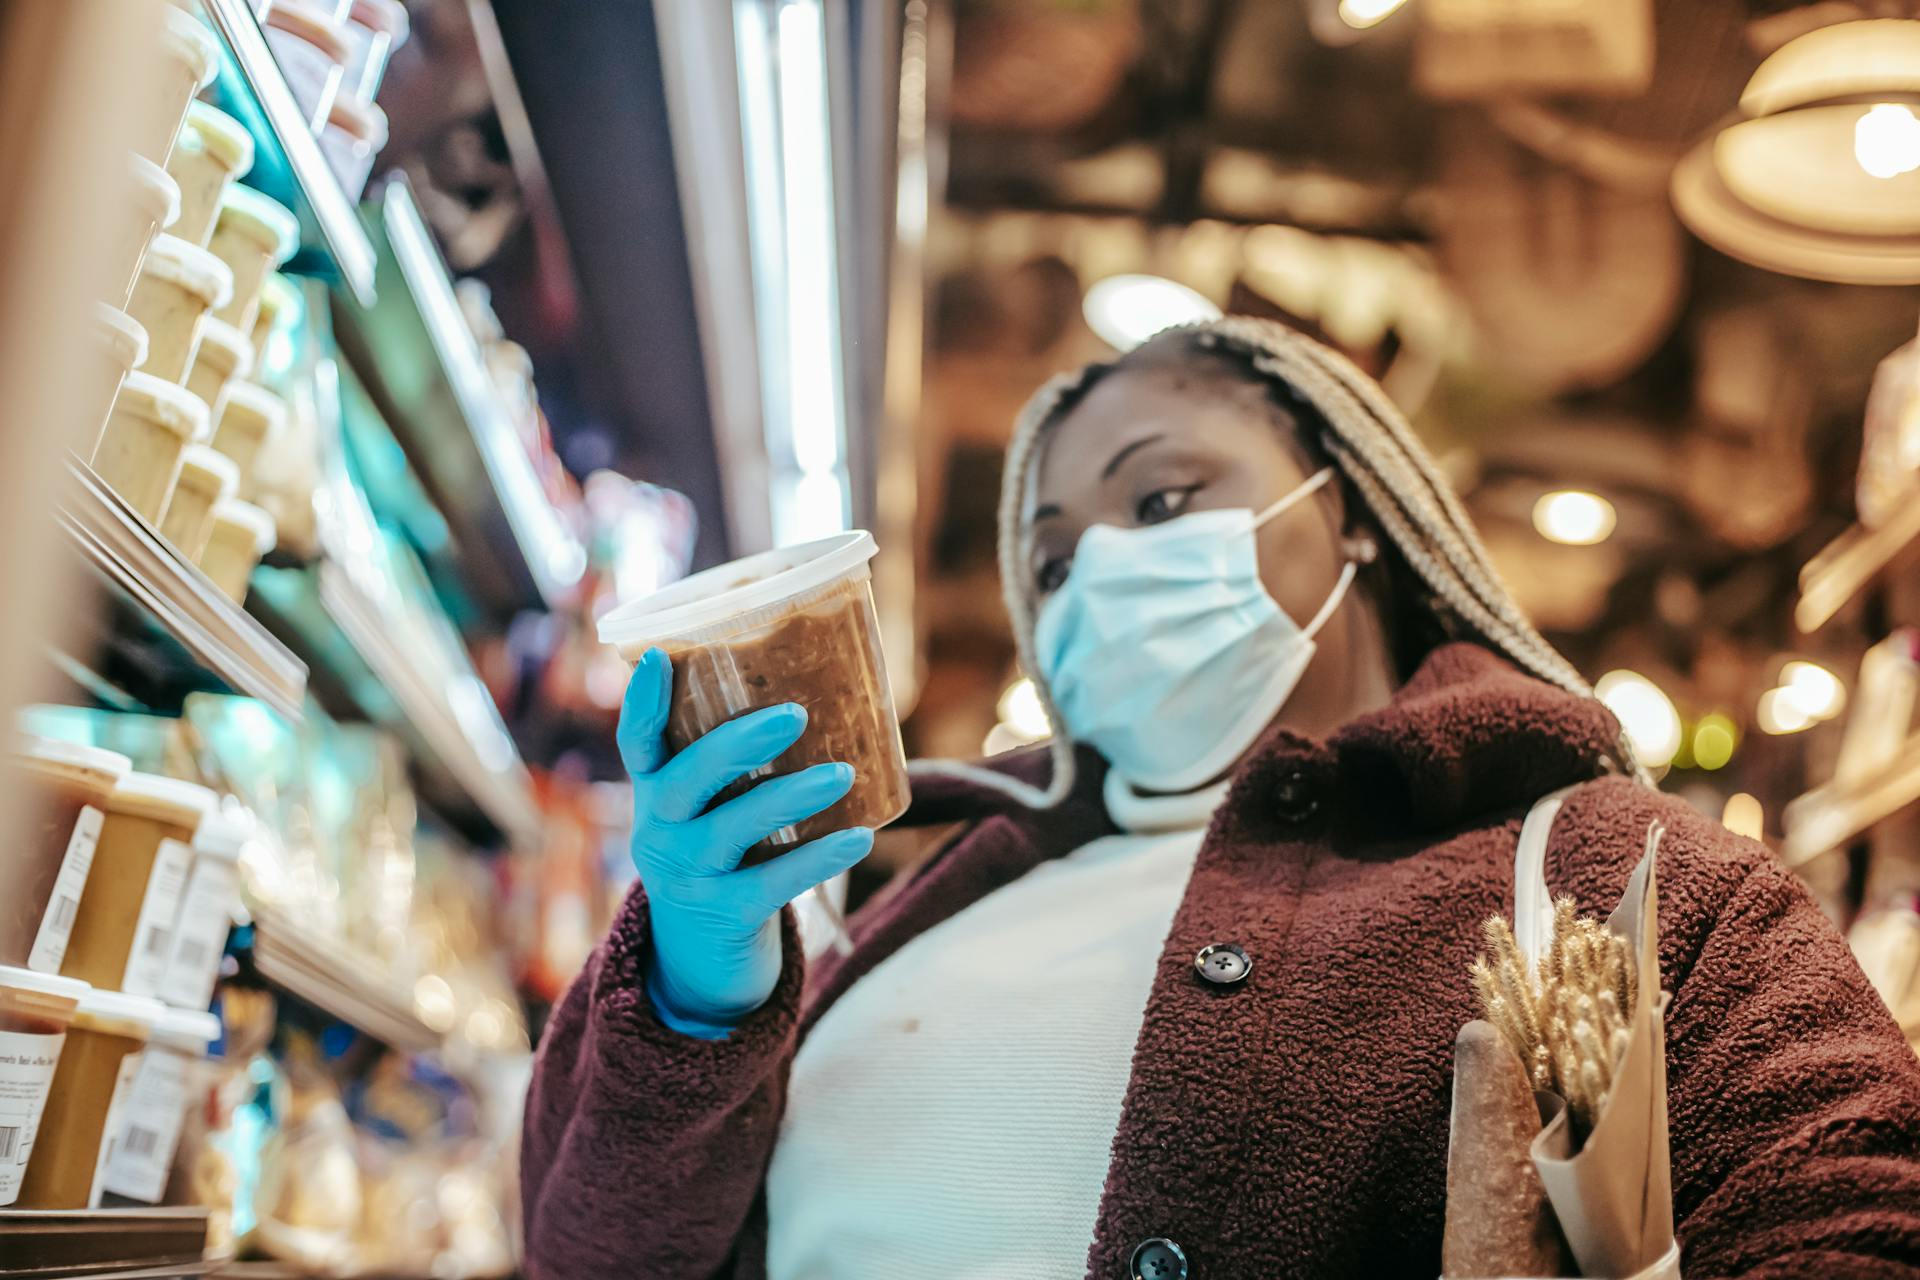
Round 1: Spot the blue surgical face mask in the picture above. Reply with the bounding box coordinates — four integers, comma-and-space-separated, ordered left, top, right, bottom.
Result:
1033, 467, 1357, 793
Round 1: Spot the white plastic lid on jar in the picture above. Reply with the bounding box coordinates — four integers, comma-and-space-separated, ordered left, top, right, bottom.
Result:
209, 499, 278, 555
177, 445, 241, 504
216, 187, 300, 267
142, 234, 236, 310
597, 530, 879, 649
15, 736, 134, 785
217, 381, 288, 440
163, 7, 221, 95
191, 806, 252, 863
94, 304, 150, 371
181, 101, 256, 178
109, 772, 219, 832
0, 964, 90, 1002
114, 372, 212, 445
71, 988, 166, 1040
194, 318, 255, 382
149, 1007, 221, 1055
130, 154, 182, 233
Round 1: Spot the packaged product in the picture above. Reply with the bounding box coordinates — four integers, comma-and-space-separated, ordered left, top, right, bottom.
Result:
211, 381, 288, 484
183, 317, 254, 427
112, 155, 181, 307
81, 306, 148, 457
5, 739, 129, 974
207, 188, 299, 335
14, 988, 163, 1209
126, 232, 233, 383
0, 966, 86, 1206
165, 103, 255, 248
92, 371, 209, 524
262, 0, 351, 134
135, 8, 220, 167
197, 499, 278, 604
159, 444, 241, 564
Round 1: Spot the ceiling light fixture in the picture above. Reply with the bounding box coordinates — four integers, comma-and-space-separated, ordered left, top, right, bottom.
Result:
1532, 489, 1617, 546
1338, 0, 1411, 30
1083, 274, 1221, 352
1594, 669, 1683, 770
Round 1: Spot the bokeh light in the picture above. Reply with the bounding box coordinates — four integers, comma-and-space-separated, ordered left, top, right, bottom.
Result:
1595, 669, 1683, 769
1532, 490, 1618, 546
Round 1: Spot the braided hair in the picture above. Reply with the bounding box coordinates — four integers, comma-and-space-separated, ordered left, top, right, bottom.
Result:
911, 316, 1640, 808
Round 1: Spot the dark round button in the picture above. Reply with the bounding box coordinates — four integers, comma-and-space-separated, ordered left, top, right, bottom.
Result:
1194, 942, 1251, 986
1130, 1237, 1188, 1280
1273, 769, 1320, 823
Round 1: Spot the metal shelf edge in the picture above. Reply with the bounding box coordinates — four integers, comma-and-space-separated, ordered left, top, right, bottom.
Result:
251, 905, 442, 1053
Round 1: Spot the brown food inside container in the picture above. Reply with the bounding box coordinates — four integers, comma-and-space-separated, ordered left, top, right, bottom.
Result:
2, 765, 111, 969
663, 590, 909, 858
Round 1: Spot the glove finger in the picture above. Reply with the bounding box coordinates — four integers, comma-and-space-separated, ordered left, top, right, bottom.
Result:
696, 763, 856, 871
616, 649, 673, 778
652, 702, 808, 823
737, 826, 874, 917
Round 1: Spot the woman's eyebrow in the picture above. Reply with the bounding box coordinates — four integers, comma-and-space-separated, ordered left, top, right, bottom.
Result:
1032, 503, 1063, 522
1101, 433, 1163, 480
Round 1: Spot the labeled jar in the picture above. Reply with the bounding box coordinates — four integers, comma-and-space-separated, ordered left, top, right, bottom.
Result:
197, 500, 278, 604
135, 8, 220, 167
184, 317, 254, 426
6, 740, 129, 976
110, 155, 181, 309
210, 382, 287, 483
248, 274, 303, 379
62, 774, 214, 999
342, 0, 409, 101
81, 306, 148, 458
319, 93, 388, 202
0, 967, 87, 1207
126, 233, 234, 383
156, 808, 248, 1011
207, 189, 299, 337
263, 0, 351, 134
92, 372, 209, 524
159, 445, 240, 563
165, 103, 255, 248
14, 988, 163, 1209
103, 1006, 220, 1205
597, 531, 911, 848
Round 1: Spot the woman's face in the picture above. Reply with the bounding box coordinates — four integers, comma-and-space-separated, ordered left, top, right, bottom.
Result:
1028, 356, 1351, 634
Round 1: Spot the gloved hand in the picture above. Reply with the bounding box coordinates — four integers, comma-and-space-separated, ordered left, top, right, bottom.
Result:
618, 648, 875, 1039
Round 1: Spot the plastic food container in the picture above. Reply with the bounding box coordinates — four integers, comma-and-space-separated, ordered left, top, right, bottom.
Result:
81, 305, 149, 457
156, 808, 247, 1010
248, 274, 302, 378
102, 1006, 220, 1204
0, 967, 87, 1207
134, 9, 220, 167
210, 382, 286, 482
263, 0, 351, 134
159, 445, 240, 563
165, 103, 255, 248
108, 155, 181, 309
207, 188, 298, 335
184, 317, 254, 425
319, 93, 388, 202
92, 372, 210, 524
126, 233, 234, 383
61, 775, 214, 999
597, 530, 910, 848
342, 0, 408, 101
197, 500, 277, 603
14, 988, 163, 1209
6, 740, 130, 976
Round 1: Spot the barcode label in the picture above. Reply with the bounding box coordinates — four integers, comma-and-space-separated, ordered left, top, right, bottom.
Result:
123, 1126, 159, 1159
0, 1126, 19, 1162
27, 805, 102, 973
102, 1046, 191, 1204
124, 839, 193, 996
0, 1028, 62, 1202
158, 859, 241, 1008
176, 940, 209, 971
144, 928, 170, 957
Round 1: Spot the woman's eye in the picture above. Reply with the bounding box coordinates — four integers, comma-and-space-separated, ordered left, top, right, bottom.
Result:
1035, 557, 1070, 595
1136, 486, 1197, 525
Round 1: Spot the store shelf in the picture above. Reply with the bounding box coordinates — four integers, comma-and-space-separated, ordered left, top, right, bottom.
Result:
332, 178, 584, 618
250, 562, 540, 850
58, 456, 307, 723
1796, 500, 1920, 634
1783, 727, 1920, 866
0, 1207, 209, 1279
250, 903, 443, 1054
199, 0, 377, 305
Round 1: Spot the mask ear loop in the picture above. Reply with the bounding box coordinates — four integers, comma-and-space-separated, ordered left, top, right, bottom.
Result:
1248, 466, 1357, 641
1251, 466, 1336, 529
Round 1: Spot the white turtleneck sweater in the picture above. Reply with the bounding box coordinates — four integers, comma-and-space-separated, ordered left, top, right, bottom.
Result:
764, 773, 1227, 1280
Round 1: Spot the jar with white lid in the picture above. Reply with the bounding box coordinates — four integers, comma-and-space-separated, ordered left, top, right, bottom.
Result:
0, 966, 88, 1206
6, 739, 130, 974
184, 316, 255, 428
92, 371, 210, 525
156, 807, 250, 1011
263, 0, 351, 135
82, 305, 149, 458
102, 1006, 221, 1204
135, 9, 220, 167
14, 987, 164, 1208
126, 232, 234, 384
159, 444, 241, 563
165, 102, 256, 249
112, 155, 181, 308
207, 188, 299, 335
197, 499, 278, 604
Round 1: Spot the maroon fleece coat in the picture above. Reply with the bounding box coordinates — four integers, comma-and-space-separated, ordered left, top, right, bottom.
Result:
521, 644, 1920, 1278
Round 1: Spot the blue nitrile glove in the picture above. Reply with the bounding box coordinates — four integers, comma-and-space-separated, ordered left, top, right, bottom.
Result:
618, 647, 875, 1039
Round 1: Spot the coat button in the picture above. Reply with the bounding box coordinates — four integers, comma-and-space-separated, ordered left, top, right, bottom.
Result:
1193, 942, 1251, 987
1130, 1237, 1188, 1280
1273, 769, 1319, 824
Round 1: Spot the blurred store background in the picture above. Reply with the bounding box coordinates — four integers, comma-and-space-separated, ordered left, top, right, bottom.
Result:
0, 0, 1917, 1275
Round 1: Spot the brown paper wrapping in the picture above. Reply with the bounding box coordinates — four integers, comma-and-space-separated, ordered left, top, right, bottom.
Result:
1444, 1020, 1573, 1278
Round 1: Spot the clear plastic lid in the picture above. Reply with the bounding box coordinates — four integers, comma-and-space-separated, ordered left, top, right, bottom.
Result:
93, 304, 149, 370
141, 233, 235, 309
216, 187, 300, 264
109, 772, 218, 829
264, 0, 352, 65
210, 499, 278, 555
163, 7, 221, 92
178, 445, 241, 501
114, 372, 211, 444
195, 317, 255, 379
151, 1007, 221, 1053
129, 154, 182, 229
217, 381, 287, 438
72, 988, 165, 1040
598, 530, 878, 649
181, 101, 256, 176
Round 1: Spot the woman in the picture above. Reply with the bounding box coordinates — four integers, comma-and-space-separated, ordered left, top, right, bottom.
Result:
521, 319, 1920, 1279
